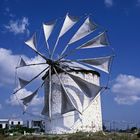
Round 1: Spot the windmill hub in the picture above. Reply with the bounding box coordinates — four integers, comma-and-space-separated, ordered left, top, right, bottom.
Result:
46, 59, 59, 66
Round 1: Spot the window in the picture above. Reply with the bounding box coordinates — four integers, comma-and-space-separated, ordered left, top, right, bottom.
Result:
0, 124, 2, 128
5, 124, 8, 128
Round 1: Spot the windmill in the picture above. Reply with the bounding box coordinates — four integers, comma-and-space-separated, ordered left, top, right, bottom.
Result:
13, 14, 114, 134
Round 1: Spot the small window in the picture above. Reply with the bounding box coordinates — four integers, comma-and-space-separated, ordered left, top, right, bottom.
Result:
18, 121, 20, 125
6, 124, 8, 128
0, 124, 2, 128
11, 121, 14, 125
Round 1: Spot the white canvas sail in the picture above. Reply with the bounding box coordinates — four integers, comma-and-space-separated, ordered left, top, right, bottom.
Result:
41, 105, 49, 116
59, 14, 78, 38
68, 17, 97, 44
25, 33, 49, 60
51, 14, 79, 58
68, 73, 102, 98
25, 33, 37, 51
62, 61, 94, 71
19, 57, 27, 67
78, 31, 109, 49
18, 78, 30, 88
21, 89, 38, 106
78, 56, 112, 73
43, 21, 55, 42
61, 85, 76, 114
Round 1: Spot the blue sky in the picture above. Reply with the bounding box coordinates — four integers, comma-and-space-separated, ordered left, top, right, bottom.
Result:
0, 0, 140, 124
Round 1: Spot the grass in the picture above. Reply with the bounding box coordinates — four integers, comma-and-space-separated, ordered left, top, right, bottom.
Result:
0, 131, 140, 140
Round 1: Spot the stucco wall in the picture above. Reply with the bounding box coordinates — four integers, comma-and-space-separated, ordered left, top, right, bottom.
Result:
44, 71, 102, 134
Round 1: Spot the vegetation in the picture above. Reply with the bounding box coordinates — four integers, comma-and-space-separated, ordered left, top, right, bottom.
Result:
0, 125, 36, 137
0, 131, 140, 140
0, 126, 140, 140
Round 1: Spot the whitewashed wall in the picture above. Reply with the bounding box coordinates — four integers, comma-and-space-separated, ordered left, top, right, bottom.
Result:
44, 71, 102, 134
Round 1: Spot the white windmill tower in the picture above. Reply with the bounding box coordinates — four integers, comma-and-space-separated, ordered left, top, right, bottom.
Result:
13, 14, 114, 134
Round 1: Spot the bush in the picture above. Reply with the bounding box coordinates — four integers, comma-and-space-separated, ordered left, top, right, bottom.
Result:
137, 132, 140, 138
130, 127, 138, 133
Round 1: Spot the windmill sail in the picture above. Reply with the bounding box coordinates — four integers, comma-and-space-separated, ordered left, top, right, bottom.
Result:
25, 33, 37, 51
68, 17, 97, 44
19, 57, 27, 67
21, 89, 38, 106
59, 14, 79, 38
53, 67, 82, 114
18, 78, 30, 88
41, 104, 49, 116
61, 85, 76, 114
51, 14, 78, 58
43, 21, 55, 42
25, 33, 49, 60
68, 73, 102, 98
78, 56, 112, 73
14, 67, 49, 95
77, 31, 109, 49
63, 61, 94, 71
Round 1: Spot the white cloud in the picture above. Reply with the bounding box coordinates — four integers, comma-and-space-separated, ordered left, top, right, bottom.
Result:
6, 88, 44, 106
0, 47, 47, 115
0, 48, 19, 86
111, 74, 140, 105
0, 48, 46, 87
4, 17, 29, 36
114, 96, 140, 105
104, 0, 113, 7
31, 107, 42, 116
